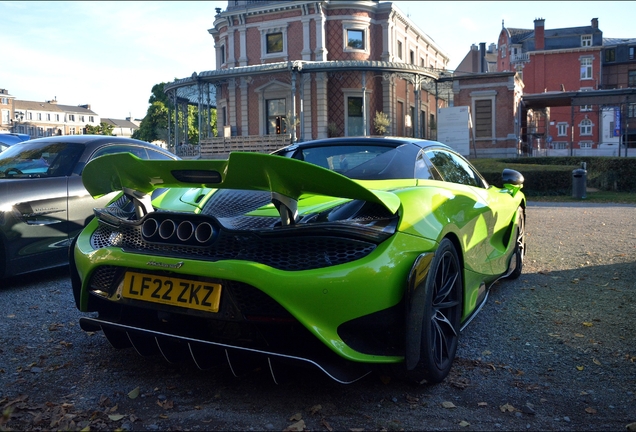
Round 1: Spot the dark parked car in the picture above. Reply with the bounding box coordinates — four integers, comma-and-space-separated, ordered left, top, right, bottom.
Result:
0, 135, 177, 278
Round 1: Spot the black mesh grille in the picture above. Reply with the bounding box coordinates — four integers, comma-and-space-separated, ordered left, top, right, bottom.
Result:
202, 190, 272, 218
89, 266, 122, 292
90, 223, 376, 271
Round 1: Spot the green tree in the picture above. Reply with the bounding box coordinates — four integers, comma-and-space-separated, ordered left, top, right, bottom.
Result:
85, 122, 114, 135
133, 101, 169, 143
133, 81, 218, 144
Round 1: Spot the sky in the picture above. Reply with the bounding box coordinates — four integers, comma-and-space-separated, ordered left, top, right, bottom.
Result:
1, 1, 635, 120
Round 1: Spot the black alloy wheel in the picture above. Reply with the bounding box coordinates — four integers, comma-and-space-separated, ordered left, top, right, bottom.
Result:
408, 238, 463, 384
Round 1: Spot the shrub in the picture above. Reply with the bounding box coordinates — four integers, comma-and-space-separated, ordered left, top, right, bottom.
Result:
471, 157, 636, 195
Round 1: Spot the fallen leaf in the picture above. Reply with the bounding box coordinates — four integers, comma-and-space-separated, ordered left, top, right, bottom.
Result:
576, 366, 584, 371
593, 358, 602, 366
477, 402, 488, 407
283, 419, 306, 432
128, 387, 140, 399
585, 407, 597, 414
309, 404, 322, 415
574, 333, 585, 338
289, 412, 302, 421
406, 395, 419, 404
379, 375, 391, 384
159, 414, 168, 419
157, 399, 174, 410
580, 391, 588, 395
582, 322, 593, 327
321, 418, 333, 432
499, 403, 516, 412
108, 414, 125, 421
459, 420, 470, 427
441, 401, 456, 409
482, 350, 492, 356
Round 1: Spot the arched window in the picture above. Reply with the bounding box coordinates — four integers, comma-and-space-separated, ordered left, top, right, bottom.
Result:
579, 118, 593, 136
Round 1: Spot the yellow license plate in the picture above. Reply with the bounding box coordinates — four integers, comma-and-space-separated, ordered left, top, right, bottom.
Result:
122, 272, 221, 313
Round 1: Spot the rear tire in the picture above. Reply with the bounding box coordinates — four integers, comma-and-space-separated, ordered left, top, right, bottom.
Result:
0, 239, 5, 279
407, 238, 462, 384
506, 207, 525, 280
69, 235, 82, 309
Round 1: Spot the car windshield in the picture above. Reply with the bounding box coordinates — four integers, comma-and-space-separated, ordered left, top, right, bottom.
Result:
0, 141, 85, 178
277, 144, 417, 180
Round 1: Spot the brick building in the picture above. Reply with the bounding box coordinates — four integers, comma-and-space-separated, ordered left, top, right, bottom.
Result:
0, 89, 16, 133
12, 99, 100, 138
497, 18, 604, 155
448, 72, 524, 158
165, 0, 451, 151
601, 37, 636, 150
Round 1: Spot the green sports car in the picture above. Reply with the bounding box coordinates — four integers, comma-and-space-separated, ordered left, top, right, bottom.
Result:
70, 137, 526, 384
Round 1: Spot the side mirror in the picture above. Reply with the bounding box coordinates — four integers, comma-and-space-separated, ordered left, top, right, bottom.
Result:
502, 169, 524, 186
502, 169, 524, 197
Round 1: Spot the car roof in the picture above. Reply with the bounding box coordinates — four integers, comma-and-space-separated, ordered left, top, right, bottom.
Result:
283, 136, 452, 151
23, 135, 151, 146
0, 134, 29, 146
12, 135, 173, 153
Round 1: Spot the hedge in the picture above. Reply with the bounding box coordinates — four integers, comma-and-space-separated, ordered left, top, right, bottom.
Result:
471, 157, 636, 195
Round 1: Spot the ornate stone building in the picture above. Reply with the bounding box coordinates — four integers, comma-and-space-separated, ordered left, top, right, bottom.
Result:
165, 0, 451, 148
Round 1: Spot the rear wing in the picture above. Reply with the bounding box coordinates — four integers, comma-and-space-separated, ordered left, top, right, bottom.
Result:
83, 152, 400, 223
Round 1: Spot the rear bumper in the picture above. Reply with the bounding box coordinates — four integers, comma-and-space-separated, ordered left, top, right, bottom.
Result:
79, 316, 371, 384
73, 228, 437, 365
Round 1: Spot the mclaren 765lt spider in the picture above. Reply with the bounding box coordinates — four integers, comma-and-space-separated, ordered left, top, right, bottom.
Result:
70, 137, 526, 384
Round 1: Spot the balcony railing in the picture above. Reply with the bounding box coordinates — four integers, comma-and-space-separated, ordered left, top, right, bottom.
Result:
510, 53, 529, 63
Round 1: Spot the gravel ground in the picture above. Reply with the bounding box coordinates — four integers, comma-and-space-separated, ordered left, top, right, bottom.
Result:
1, 202, 635, 431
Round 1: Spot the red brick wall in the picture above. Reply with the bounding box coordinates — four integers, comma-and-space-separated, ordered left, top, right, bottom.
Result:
525, 49, 602, 146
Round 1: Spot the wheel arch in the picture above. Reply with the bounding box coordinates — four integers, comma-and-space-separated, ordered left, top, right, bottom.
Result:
404, 234, 464, 371
0, 232, 8, 279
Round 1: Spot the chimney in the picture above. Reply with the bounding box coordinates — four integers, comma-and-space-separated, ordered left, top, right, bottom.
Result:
534, 18, 545, 50
479, 42, 486, 73
591, 18, 598, 29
